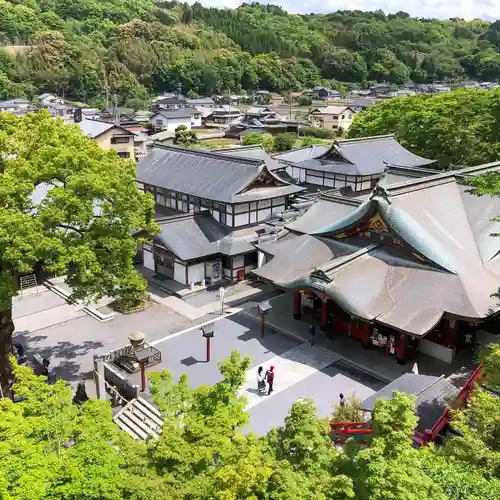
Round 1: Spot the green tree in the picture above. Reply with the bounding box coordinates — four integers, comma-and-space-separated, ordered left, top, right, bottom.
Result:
331, 394, 364, 422
0, 361, 159, 499
173, 124, 198, 146
349, 89, 500, 168
352, 392, 446, 499
297, 95, 312, 106
274, 132, 296, 152
0, 111, 157, 390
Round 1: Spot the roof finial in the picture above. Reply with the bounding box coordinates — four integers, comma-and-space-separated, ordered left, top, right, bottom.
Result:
370, 184, 391, 204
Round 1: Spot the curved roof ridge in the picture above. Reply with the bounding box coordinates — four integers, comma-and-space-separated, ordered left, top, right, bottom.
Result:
309, 197, 376, 235
154, 144, 263, 167
374, 191, 458, 274
336, 134, 395, 144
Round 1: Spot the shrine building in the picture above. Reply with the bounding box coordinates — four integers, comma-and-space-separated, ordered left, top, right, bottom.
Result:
253, 162, 500, 365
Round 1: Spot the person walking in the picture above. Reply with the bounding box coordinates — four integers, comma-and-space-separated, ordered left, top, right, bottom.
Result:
339, 393, 345, 407
266, 366, 275, 395
257, 366, 266, 393
309, 323, 316, 346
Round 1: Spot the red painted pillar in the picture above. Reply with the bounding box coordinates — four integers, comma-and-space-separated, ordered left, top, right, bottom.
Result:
397, 333, 408, 365
362, 323, 373, 350
206, 337, 211, 362
293, 291, 302, 320
321, 298, 328, 331
140, 362, 147, 392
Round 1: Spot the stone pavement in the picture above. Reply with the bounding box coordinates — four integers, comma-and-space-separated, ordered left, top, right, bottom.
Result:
240, 344, 340, 410
13, 287, 87, 334
147, 280, 280, 321
242, 293, 462, 383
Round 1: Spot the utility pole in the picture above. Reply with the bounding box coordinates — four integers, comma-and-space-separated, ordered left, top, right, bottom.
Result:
288, 93, 292, 121
177, 82, 182, 98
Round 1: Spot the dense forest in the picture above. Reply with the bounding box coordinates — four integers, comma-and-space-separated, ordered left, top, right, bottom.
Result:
2, 1, 500, 104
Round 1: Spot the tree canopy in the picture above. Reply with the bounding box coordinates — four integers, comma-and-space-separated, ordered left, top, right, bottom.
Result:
0, 111, 156, 389
3, 346, 500, 499
0, 2, 500, 102
348, 88, 500, 168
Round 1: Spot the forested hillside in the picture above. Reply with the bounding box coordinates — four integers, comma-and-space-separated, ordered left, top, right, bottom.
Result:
2, 1, 500, 104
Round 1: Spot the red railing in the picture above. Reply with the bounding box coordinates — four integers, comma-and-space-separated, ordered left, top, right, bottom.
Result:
329, 364, 486, 447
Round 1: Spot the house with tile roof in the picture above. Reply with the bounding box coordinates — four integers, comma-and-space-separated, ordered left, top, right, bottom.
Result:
252, 161, 500, 365
308, 105, 357, 132
77, 119, 136, 160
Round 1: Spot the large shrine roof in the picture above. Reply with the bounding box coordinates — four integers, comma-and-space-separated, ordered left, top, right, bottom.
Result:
253, 162, 500, 336
137, 145, 303, 204
282, 135, 435, 177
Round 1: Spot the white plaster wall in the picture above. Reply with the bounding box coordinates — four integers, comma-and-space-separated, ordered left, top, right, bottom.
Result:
165, 117, 192, 133
418, 339, 456, 363
234, 213, 248, 227
143, 249, 155, 271
226, 214, 233, 226
174, 262, 186, 284
232, 255, 244, 269
249, 211, 257, 224
257, 208, 271, 221
188, 262, 205, 284
191, 115, 202, 127
271, 204, 285, 216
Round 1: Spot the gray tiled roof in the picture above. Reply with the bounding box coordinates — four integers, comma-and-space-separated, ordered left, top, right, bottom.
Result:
253, 164, 500, 335
286, 198, 361, 234
291, 135, 435, 176
136, 146, 303, 204
77, 119, 114, 139
152, 109, 192, 119
155, 212, 255, 260
273, 145, 329, 163
214, 146, 283, 171
360, 373, 459, 432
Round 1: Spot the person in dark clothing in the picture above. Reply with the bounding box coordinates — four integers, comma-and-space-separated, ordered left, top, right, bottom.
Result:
309, 323, 316, 346
339, 393, 345, 407
266, 366, 275, 395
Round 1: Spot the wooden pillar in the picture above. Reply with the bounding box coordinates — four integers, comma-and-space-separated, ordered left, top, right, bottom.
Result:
362, 322, 373, 350
293, 291, 302, 320
441, 319, 457, 348
321, 298, 328, 331
397, 333, 409, 365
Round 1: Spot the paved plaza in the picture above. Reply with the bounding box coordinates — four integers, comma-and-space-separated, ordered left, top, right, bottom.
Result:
12, 286, 386, 435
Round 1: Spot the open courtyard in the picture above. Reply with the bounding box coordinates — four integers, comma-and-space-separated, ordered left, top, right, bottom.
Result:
12, 286, 385, 435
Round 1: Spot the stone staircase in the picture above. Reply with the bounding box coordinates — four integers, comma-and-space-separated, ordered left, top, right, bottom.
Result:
113, 397, 163, 440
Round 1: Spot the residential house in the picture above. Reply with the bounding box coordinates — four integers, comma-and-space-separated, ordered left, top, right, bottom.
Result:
305, 86, 342, 100
38, 93, 63, 107
273, 134, 436, 191
186, 97, 215, 112
244, 106, 282, 124
308, 105, 356, 132
49, 103, 77, 123
428, 84, 451, 94
208, 106, 242, 126
349, 98, 376, 113
0, 98, 30, 113
150, 109, 193, 132
77, 119, 136, 160
137, 145, 304, 285
152, 96, 186, 111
